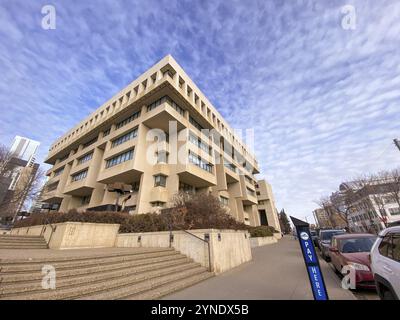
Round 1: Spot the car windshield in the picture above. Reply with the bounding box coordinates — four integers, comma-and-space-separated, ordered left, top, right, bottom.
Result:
321, 231, 345, 241
340, 237, 377, 253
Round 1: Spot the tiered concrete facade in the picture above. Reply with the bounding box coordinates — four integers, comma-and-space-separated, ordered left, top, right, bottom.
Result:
42, 55, 277, 227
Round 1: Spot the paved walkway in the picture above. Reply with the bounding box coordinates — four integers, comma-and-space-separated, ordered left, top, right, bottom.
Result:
164, 237, 355, 300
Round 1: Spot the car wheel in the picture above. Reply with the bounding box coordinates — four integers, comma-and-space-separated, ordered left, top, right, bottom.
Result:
382, 289, 396, 300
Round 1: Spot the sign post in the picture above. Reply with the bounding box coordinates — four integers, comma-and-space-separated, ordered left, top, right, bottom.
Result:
290, 216, 329, 300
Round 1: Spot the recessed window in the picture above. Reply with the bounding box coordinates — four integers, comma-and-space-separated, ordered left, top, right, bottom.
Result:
151, 201, 166, 207
115, 111, 141, 129
111, 127, 138, 148
154, 174, 167, 187
78, 152, 93, 165
220, 196, 229, 206
54, 167, 64, 177
81, 195, 91, 205
71, 169, 88, 182
156, 151, 168, 164
106, 149, 134, 168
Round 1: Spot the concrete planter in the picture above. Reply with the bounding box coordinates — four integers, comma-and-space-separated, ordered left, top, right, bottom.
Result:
116, 229, 252, 274
11, 222, 120, 250
250, 236, 278, 248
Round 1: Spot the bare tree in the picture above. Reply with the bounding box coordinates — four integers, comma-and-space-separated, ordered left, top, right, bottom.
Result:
0, 143, 45, 223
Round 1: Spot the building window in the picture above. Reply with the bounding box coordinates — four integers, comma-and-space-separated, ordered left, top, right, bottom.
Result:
59, 154, 69, 162
106, 149, 134, 168
154, 174, 167, 187
220, 196, 229, 206
258, 200, 265, 205
71, 169, 88, 182
103, 128, 111, 137
223, 158, 237, 173
189, 131, 211, 155
111, 127, 138, 148
188, 151, 213, 173
47, 182, 59, 192
179, 182, 196, 194
115, 111, 141, 130
78, 152, 93, 165
147, 96, 184, 116
156, 151, 168, 163
132, 181, 140, 192
151, 201, 166, 207
246, 187, 256, 197
81, 195, 91, 205
83, 137, 98, 149
189, 116, 203, 131
54, 167, 64, 177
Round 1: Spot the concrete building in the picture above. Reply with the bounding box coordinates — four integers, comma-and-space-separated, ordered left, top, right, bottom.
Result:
340, 180, 400, 233
0, 136, 40, 224
42, 55, 278, 227
255, 180, 281, 232
9, 136, 40, 163
313, 208, 332, 229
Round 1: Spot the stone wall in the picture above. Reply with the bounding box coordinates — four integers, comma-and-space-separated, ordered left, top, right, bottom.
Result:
11, 222, 120, 249
250, 236, 277, 248
116, 229, 252, 274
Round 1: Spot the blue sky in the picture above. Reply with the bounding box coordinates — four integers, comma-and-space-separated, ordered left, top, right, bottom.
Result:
0, 0, 399, 222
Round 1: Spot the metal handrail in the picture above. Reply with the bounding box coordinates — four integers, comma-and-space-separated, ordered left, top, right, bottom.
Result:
40, 215, 56, 247
169, 227, 212, 273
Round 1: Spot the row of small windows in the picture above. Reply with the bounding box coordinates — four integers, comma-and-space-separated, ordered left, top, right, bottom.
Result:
71, 169, 88, 182
78, 152, 93, 165
189, 116, 203, 132
188, 150, 213, 173
116, 111, 141, 130
53, 167, 64, 177
111, 127, 138, 148
188, 131, 211, 155
106, 149, 134, 169
83, 137, 98, 149
147, 95, 185, 116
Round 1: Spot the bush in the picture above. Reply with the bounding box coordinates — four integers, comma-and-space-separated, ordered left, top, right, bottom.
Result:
14, 193, 253, 233
247, 226, 278, 238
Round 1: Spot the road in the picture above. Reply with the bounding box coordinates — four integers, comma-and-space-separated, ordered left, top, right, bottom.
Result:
164, 237, 357, 300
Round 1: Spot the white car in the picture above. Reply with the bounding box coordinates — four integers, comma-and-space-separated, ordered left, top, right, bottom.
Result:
370, 226, 400, 300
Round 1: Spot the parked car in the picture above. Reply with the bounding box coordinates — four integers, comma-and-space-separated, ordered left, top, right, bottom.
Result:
370, 226, 400, 300
310, 230, 318, 247
319, 229, 346, 261
329, 233, 377, 289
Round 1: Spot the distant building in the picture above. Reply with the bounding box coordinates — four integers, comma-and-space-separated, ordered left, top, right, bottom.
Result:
9, 136, 40, 162
0, 136, 40, 224
340, 179, 400, 233
313, 208, 332, 229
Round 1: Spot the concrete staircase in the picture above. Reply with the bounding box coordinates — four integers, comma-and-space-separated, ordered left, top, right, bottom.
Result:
0, 248, 214, 300
0, 235, 48, 249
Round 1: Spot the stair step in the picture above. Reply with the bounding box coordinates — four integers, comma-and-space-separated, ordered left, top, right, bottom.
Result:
78, 266, 209, 300
0, 251, 181, 273
0, 241, 47, 246
0, 247, 173, 265
126, 272, 215, 300
0, 257, 193, 295
0, 253, 187, 283
0, 246, 48, 249
0, 234, 43, 239
0, 264, 204, 300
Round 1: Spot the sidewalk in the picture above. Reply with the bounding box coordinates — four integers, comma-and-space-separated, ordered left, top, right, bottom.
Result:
164, 237, 355, 300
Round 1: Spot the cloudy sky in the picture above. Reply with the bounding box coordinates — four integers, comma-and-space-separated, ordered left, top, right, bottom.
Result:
0, 0, 399, 221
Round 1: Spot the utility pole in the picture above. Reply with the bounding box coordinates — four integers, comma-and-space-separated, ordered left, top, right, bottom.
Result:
394, 139, 400, 152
